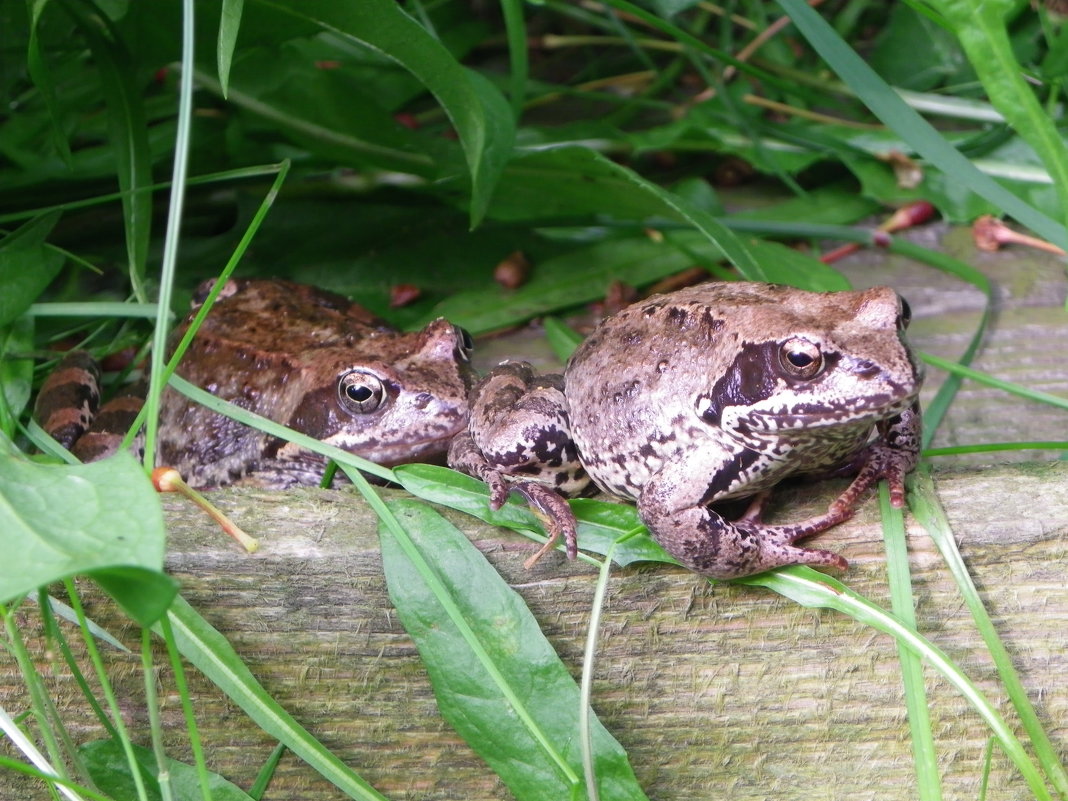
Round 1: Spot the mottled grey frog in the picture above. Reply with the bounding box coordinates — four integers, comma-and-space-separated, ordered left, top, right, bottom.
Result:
36, 278, 475, 488
449, 282, 923, 579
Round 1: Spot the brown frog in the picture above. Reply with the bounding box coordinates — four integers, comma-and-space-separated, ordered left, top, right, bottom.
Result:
449, 282, 923, 579
35, 278, 475, 488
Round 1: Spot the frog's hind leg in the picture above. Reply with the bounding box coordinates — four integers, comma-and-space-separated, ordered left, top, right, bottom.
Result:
71, 381, 145, 463
639, 472, 851, 579
449, 429, 581, 562
34, 350, 102, 449
448, 361, 590, 563
735, 506, 853, 571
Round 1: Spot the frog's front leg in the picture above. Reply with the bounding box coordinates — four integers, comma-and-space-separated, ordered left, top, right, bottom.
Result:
448, 361, 591, 562
828, 402, 922, 514
637, 456, 850, 579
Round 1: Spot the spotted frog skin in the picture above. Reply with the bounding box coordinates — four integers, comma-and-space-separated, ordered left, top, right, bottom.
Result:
36, 278, 475, 488
449, 282, 923, 579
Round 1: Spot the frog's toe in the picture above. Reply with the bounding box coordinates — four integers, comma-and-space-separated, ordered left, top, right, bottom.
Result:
781, 545, 849, 573
513, 481, 579, 561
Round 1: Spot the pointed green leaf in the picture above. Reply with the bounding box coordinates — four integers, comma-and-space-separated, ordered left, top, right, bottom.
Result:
393, 464, 671, 567
26, 0, 72, 164
64, 1, 153, 301
162, 595, 389, 801
217, 0, 246, 97
380, 499, 649, 801
81, 739, 256, 800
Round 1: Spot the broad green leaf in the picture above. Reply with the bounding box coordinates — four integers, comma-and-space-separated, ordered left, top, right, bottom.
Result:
868, 3, 971, 91
731, 237, 849, 291
0, 432, 174, 626
252, 0, 515, 227
425, 222, 845, 333
774, 0, 1067, 249
732, 184, 883, 226
217, 0, 245, 97
208, 46, 434, 176
0, 212, 64, 327
80, 739, 255, 801
161, 595, 390, 801
393, 464, 672, 567
379, 499, 649, 801
508, 147, 765, 277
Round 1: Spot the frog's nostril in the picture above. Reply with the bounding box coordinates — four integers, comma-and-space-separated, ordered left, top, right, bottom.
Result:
413, 392, 433, 409
855, 359, 880, 378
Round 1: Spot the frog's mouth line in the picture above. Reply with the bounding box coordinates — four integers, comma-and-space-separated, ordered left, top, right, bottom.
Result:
750, 392, 917, 429
323, 419, 469, 466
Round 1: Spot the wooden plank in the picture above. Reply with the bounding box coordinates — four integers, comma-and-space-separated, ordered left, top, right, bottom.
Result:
4, 461, 1067, 800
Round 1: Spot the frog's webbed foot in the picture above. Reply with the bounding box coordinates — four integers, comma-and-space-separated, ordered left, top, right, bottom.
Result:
447, 431, 512, 507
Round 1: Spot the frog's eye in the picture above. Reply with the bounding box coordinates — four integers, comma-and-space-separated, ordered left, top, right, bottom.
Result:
338, 369, 386, 414
454, 325, 475, 362
778, 338, 824, 380
898, 296, 912, 330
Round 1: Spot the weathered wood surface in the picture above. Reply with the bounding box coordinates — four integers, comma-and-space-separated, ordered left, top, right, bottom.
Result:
3, 228, 1068, 800
5, 465, 1067, 801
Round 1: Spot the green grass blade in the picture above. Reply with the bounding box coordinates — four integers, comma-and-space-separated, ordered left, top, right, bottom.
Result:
0, 705, 96, 801
65, 581, 151, 801
499, 0, 529, 117
0, 163, 288, 226
908, 467, 1068, 798
161, 595, 390, 801
26, 0, 72, 165
27, 302, 161, 319
919, 353, 1068, 412
880, 485, 941, 800
774, 0, 1068, 249
923, 441, 1068, 457
143, 0, 196, 477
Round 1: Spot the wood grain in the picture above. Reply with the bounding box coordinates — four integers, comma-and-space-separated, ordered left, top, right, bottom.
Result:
3, 461, 1067, 800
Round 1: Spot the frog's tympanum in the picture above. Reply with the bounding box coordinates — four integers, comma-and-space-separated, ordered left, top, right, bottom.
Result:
36, 278, 475, 488
449, 282, 923, 579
